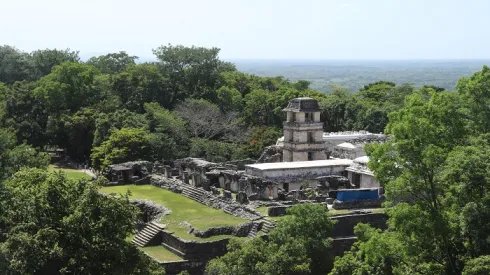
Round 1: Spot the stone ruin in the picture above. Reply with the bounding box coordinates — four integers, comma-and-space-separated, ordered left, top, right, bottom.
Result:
256, 145, 283, 163
104, 161, 153, 185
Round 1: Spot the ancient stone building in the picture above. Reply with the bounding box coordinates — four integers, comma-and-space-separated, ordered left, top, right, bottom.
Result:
282, 97, 326, 162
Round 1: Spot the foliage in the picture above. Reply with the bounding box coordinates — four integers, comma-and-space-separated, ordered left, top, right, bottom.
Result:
112, 63, 172, 112
336, 68, 490, 275
29, 48, 80, 79
0, 45, 31, 84
86, 51, 138, 74
91, 127, 152, 170
152, 44, 236, 102
0, 169, 164, 274
244, 126, 282, 158
457, 65, 490, 133
206, 204, 335, 275
462, 255, 490, 275
189, 138, 246, 163
0, 128, 49, 180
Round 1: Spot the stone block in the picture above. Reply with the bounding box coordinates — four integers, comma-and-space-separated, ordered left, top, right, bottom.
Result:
236, 192, 248, 204
223, 190, 232, 200
268, 206, 290, 216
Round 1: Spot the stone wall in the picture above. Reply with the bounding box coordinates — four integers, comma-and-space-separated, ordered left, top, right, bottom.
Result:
161, 230, 229, 260
268, 205, 291, 216
160, 260, 206, 275
332, 198, 383, 209
185, 222, 253, 238
329, 236, 357, 258
330, 213, 388, 237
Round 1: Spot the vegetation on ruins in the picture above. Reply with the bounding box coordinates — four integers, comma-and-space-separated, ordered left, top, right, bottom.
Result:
1, 44, 490, 274
0, 169, 164, 274
206, 204, 335, 275
0, 45, 423, 170
330, 69, 490, 274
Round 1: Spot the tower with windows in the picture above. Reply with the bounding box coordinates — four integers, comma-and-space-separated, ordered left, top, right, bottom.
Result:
282, 97, 326, 162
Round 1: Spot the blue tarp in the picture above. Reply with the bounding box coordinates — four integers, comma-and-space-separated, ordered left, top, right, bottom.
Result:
337, 189, 379, 201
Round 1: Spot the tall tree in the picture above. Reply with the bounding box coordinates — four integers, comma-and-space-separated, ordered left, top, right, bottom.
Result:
29, 48, 80, 79
206, 204, 335, 275
0, 45, 31, 84
112, 63, 172, 112
360, 90, 468, 274
86, 51, 137, 74
34, 62, 104, 114
152, 44, 236, 102
0, 168, 164, 274
91, 127, 152, 170
457, 65, 490, 133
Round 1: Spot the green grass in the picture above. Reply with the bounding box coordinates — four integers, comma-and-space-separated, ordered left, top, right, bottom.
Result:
48, 164, 92, 180
140, 246, 183, 262
100, 185, 246, 242
256, 206, 269, 216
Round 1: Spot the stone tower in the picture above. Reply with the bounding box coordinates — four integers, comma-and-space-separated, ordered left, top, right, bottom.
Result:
282, 97, 326, 162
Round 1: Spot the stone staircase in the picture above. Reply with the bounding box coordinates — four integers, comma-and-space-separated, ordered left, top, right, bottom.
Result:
132, 221, 165, 247
260, 218, 276, 234
247, 222, 260, 238
222, 204, 236, 215
181, 185, 208, 203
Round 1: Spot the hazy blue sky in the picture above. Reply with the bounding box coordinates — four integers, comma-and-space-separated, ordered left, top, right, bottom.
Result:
1, 0, 489, 60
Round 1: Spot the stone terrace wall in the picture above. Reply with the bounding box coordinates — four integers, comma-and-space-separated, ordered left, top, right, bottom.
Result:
161, 230, 229, 261
329, 236, 357, 258
160, 260, 206, 275
330, 213, 388, 237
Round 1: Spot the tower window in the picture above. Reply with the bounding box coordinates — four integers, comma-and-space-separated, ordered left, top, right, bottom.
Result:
305, 113, 313, 122
308, 152, 313, 161
308, 132, 314, 142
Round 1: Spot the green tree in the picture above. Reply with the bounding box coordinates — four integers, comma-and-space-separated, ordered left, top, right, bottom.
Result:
92, 109, 149, 148
29, 48, 80, 79
144, 102, 189, 158
34, 62, 104, 114
206, 204, 335, 275
112, 63, 173, 112
0, 168, 164, 274
215, 86, 244, 112
363, 90, 469, 273
91, 127, 152, 170
0, 45, 31, 84
0, 128, 49, 180
462, 256, 490, 275
319, 85, 353, 132
457, 65, 490, 133
86, 51, 137, 74
244, 126, 281, 158
152, 44, 236, 102
3, 81, 48, 146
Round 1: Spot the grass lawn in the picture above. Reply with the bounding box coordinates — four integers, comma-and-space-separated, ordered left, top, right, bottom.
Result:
48, 164, 92, 181
140, 246, 183, 262
256, 206, 268, 216
100, 184, 247, 242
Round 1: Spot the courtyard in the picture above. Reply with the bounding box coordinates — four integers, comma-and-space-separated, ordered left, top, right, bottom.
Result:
100, 184, 247, 241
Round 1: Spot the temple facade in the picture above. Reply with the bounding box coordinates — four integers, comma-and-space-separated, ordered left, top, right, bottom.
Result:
282, 97, 327, 162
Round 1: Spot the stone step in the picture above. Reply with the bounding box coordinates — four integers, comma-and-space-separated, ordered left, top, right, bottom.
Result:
131, 222, 165, 247
247, 222, 260, 238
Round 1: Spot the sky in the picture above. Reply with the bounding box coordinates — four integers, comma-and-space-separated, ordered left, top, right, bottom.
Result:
1, 0, 490, 60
